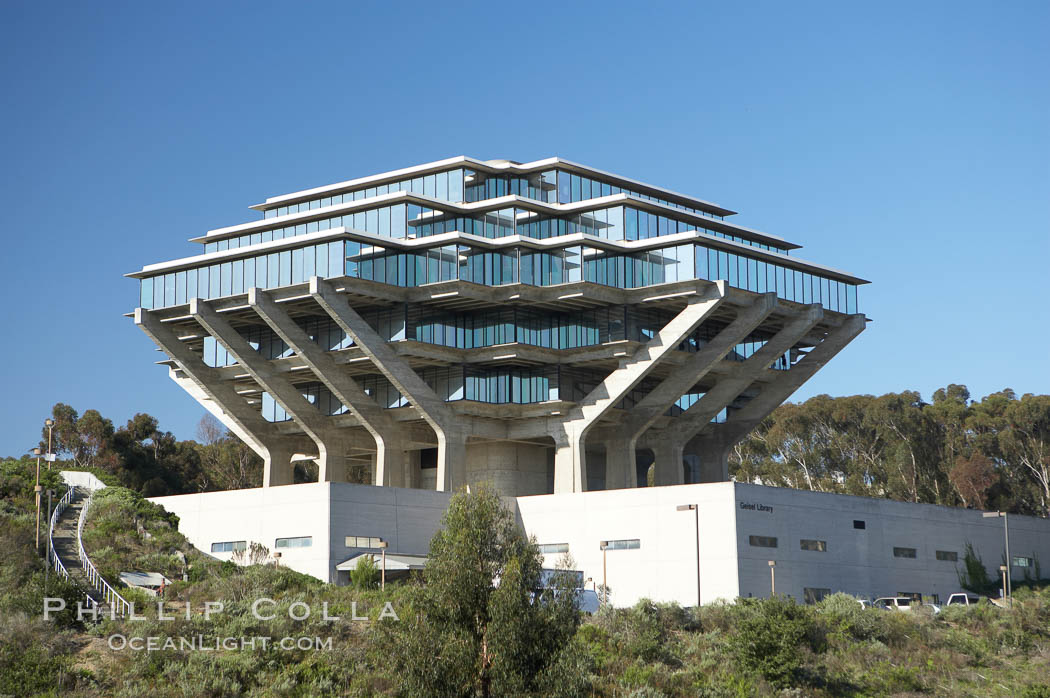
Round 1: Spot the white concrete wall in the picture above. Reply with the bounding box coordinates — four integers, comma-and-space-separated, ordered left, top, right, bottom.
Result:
732, 483, 1050, 603
514, 482, 740, 607
149, 480, 1050, 606
151, 482, 452, 584
149, 483, 334, 581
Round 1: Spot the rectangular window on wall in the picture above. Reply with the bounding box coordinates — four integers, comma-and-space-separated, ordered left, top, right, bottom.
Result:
800, 539, 827, 552
267, 254, 279, 288
537, 543, 569, 554
140, 279, 154, 308
603, 539, 640, 550
175, 271, 187, 304
330, 242, 344, 278
748, 535, 778, 548
893, 547, 917, 559
220, 262, 232, 297
210, 541, 247, 553
163, 273, 175, 306
232, 260, 243, 294
804, 588, 832, 604
935, 550, 957, 561
275, 536, 312, 549
292, 247, 304, 284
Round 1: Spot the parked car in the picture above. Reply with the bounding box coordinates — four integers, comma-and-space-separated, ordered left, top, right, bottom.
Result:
922, 602, 941, 615
856, 599, 872, 609
873, 597, 914, 611
946, 593, 980, 606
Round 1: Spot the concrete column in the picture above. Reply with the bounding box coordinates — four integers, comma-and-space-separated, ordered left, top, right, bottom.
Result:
603, 434, 638, 490
551, 283, 728, 493
310, 277, 462, 490
652, 440, 686, 486
662, 304, 826, 447
437, 430, 468, 492
135, 307, 315, 485
191, 298, 346, 483
249, 288, 411, 488
685, 314, 868, 477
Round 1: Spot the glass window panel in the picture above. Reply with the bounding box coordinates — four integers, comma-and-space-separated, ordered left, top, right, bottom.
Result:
292, 247, 304, 284
232, 260, 243, 294
209, 265, 221, 298
267, 254, 279, 288
175, 270, 187, 305
220, 262, 232, 296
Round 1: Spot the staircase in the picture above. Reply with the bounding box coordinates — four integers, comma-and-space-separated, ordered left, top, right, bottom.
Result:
50, 488, 109, 615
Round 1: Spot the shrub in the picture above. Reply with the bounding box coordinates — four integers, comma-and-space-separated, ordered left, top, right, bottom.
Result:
729, 596, 817, 688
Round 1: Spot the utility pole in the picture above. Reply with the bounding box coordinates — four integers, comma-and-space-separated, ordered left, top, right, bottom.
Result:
45, 418, 54, 471
378, 540, 388, 590
768, 560, 776, 596
599, 541, 609, 606
33, 447, 42, 555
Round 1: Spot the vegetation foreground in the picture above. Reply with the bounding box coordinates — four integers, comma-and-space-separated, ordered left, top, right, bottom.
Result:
1, 462, 1049, 696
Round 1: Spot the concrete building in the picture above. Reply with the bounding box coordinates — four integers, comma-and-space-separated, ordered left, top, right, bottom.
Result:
150, 481, 1050, 606
129, 157, 869, 495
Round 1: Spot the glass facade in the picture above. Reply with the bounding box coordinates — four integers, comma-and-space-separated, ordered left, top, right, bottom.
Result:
144, 238, 858, 314
258, 166, 723, 223
211, 201, 772, 254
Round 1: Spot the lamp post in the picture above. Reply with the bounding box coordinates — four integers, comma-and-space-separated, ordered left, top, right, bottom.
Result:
983, 511, 1011, 607
676, 504, 701, 607
768, 560, 776, 596
378, 540, 388, 590
45, 418, 54, 471
999, 565, 1008, 605
599, 540, 609, 606
33, 447, 43, 555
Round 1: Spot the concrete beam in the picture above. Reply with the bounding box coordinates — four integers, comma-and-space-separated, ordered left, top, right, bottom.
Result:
604, 293, 778, 485
135, 307, 311, 486
551, 282, 728, 493
661, 304, 825, 446
190, 297, 351, 483
689, 313, 866, 480
310, 277, 467, 491
248, 288, 411, 487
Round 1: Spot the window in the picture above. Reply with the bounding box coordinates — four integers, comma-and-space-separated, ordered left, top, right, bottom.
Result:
1012, 556, 1035, 568
211, 541, 246, 553
603, 539, 640, 550
800, 539, 827, 552
749, 535, 778, 548
853, 520, 866, 530
893, 547, 917, 559
275, 536, 312, 549
803, 588, 831, 604
345, 536, 383, 549
538, 543, 569, 554
936, 550, 958, 562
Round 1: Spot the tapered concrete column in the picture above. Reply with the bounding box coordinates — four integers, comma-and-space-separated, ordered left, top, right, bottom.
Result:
612, 294, 777, 482
603, 434, 638, 490
688, 314, 867, 478
437, 430, 468, 492
191, 298, 348, 483
663, 305, 825, 446
551, 283, 727, 493
311, 277, 464, 491
135, 308, 311, 486
652, 440, 686, 486
248, 288, 410, 487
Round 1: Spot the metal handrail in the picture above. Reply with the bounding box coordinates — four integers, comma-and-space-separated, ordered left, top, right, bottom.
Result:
77, 491, 132, 617
47, 484, 75, 578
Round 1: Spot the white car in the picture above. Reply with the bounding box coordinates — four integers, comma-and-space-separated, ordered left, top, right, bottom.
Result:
873, 597, 915, 611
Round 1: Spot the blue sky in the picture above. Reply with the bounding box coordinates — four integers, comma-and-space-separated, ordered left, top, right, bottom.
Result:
1, 1, 1047, 455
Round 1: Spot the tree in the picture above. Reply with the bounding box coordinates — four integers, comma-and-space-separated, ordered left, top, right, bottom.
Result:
349, 553, 379, 589
999, 395, 1050, 517
195, 414, 262, 491
378, 486, 582, 697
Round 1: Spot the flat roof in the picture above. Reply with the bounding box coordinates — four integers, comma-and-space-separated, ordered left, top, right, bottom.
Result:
250, 156, 738, 218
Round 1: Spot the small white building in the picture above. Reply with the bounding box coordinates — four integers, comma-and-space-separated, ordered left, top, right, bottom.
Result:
150, 481, 1050, 606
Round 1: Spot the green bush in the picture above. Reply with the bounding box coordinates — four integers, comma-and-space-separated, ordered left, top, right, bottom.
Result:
729, 596, 818, 688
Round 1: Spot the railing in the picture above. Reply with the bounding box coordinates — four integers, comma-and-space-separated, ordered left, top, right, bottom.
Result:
47, 484, 75, 578
77, 491, 132, 617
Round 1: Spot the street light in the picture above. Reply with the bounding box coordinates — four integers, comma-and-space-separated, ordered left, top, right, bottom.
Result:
983, 511, 1011, 607
676, 504, 701, 607
599, 541, 609, 606
378, 540, 388, 590
999, 565, 1008, 606
32, 447, 43, 555
768, 560, 777, 596
45, 418, 54, 471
